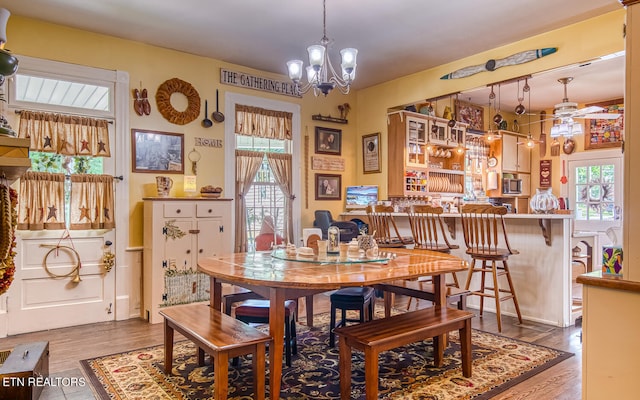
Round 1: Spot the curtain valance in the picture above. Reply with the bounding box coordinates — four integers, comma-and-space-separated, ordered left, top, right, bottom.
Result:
18, 110, 111, 157
235, 104, 292, 140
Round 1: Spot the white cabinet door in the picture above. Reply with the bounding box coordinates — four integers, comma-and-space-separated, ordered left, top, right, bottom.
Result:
518, 144, 531, 173
163, 218, 196, 270
196, 218, 224, 259
502, 134, 518, 171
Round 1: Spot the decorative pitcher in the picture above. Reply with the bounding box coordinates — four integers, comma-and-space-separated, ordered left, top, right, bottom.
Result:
156, 176, 173, 197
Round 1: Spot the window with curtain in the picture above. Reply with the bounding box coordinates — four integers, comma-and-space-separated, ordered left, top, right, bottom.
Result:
234, 104, 294, 252
11, 74, 115, 231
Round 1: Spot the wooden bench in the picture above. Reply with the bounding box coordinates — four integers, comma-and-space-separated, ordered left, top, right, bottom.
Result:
159, 303, 272, 400
334, 307, 474, 400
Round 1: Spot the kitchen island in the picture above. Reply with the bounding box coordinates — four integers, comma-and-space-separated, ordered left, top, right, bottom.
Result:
341, 211, 576, 327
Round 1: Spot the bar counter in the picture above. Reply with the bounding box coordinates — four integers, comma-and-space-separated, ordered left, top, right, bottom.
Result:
341, 211, 575, 327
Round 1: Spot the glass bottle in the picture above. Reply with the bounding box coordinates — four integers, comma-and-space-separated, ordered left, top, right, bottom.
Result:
327, 226, 340, 254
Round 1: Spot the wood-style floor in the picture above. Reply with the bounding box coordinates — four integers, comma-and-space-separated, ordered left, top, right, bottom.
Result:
0, 293, 583, 400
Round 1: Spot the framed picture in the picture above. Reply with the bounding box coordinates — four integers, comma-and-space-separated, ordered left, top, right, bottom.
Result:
585, 99, 624, 150
362, 132, 381, 174
315, 126, 342, 155
131, 129, 184, 173
455, 100, 485, 132
315, 173, 342, 200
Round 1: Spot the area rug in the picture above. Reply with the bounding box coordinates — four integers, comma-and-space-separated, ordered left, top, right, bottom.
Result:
80, 311, 572, 400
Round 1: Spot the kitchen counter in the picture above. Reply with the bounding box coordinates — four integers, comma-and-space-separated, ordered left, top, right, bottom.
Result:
341, 210, 576, 327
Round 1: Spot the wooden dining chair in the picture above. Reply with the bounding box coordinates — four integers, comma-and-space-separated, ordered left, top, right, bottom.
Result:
365, 205, 413, 248
405, 204, 461, 309
460, 203, 523, 332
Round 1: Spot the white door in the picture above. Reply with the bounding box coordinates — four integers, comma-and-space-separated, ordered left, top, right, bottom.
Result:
6, 129, 118, 335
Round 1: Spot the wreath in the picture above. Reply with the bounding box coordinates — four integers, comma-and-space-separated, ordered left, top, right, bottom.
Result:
155, 78, 201, 125
0, 186, 17, 296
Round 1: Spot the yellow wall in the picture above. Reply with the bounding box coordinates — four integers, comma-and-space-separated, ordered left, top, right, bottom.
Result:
6, 16, 357, 246
353, 10, 625, 200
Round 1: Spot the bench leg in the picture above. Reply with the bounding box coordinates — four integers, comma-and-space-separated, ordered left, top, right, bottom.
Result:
460, 319, 472, 378
214, 351, 229, 400
253, 343, 266, 400
338, 337, 352, 399
363, 348, 379, 400
197, 348, 205, 367
432, 334, 445, 367
163, 320, 174, 374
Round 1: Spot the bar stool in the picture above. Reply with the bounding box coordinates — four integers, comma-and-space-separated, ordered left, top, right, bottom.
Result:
405, 204, 461, 310
365, 205, 413, 248
329, 286, 375, 347
234, 299, 298, 366
461, 204, 522, 332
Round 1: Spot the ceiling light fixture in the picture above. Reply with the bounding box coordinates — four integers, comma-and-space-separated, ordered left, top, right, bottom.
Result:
286, 0, 357, 96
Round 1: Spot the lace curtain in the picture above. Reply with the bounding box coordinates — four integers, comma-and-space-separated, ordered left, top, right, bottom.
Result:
234, 150, 264, 252
17, 171, 66, 230
235, 105, 292, 140
17, 110, 111, 157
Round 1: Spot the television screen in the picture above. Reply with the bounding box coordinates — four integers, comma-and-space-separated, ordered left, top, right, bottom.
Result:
345, 185, 378, 209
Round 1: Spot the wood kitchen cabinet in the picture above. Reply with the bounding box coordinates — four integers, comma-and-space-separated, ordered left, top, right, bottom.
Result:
388, 111, 467, 198
143, 198, 233, 323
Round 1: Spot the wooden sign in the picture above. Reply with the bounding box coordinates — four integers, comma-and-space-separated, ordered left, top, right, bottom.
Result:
312, 156, 345, 171
220, 68, 301, 98
540, 159, 552, 188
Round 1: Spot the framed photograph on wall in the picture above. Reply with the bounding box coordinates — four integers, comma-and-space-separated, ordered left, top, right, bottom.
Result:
315, 126, 342, 155
455, 100, 485, 132
362, 132, 381, 174
585, 99, 624, 150
315, 173, 342, 200
131, 129, 184, 173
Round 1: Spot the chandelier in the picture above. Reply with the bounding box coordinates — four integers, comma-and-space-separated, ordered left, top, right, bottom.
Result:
286, 0, 358, 96
550, 118, 583, 137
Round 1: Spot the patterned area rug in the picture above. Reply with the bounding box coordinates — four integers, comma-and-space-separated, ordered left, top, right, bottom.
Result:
81, 311, 572, 400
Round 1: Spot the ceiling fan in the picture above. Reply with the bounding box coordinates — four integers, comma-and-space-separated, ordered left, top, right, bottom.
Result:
552, 77, 622, 120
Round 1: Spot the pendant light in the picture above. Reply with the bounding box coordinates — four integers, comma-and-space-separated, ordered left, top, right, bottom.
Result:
518, 78, 540, 148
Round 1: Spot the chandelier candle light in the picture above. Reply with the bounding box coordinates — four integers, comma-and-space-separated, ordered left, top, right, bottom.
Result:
287, 0, 357, 96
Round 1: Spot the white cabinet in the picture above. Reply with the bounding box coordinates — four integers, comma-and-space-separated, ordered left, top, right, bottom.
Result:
143, 198, 233, 323
501, 132, 531, 173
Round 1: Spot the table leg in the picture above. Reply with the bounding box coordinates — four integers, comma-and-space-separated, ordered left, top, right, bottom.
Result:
433, 274, 446, 367
210, 277, 222, 311
268, 288, 285, 400
305, 295, 314, 327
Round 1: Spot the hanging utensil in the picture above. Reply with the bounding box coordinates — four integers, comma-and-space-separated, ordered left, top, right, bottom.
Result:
201, 100, 213, 128
212, 89, 225, 122
563, 138, 576, 154
550, 138, 560, 156
539, 110, 547, 157
561, 160, 568, 184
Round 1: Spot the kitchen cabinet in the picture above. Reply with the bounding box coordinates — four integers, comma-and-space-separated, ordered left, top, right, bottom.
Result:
500, 131, 531, 173
388, 111, 467, 197
486, 131, 531, 208
143, 198, 233, 323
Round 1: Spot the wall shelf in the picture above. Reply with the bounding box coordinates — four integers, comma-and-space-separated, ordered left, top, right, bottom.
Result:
311, 114, 348, 124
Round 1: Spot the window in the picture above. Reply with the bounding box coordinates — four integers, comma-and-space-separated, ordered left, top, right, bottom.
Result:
568, 151, 622, 232
8, 59, 117, 231
236, 135, 289, 251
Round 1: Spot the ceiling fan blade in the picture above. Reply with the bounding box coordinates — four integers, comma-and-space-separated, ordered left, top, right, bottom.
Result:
575, 113, 622, 120
576, 105, 606, 114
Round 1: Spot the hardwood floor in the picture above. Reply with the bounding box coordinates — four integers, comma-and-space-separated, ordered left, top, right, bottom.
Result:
0, 294, 583, 400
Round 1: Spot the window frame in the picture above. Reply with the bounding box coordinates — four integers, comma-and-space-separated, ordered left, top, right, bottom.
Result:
567, 149, 623, 232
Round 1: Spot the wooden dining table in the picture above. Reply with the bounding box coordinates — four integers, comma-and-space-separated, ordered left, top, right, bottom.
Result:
198, 248, 468, 400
